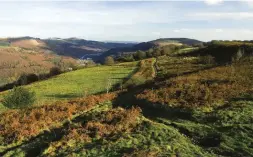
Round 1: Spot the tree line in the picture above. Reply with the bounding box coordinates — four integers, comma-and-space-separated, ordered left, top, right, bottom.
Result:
104, 44, 191, 65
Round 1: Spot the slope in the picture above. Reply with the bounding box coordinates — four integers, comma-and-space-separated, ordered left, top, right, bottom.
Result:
1, 41, 252, 157
0, 61, 138, 111
151, 38, 203, 46
0, 46, 76, 87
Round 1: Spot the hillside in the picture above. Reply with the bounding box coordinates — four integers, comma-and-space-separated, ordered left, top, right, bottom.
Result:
0, 37, 138, 87
2, 37, 136, 59
1, 37, 203, 62
151, 38, 203, 46
0, 42, 252, 156
0, 61, 138, 111
0, 46, 76, 87
43, 38, 136, 58
94, 38, 203, 62
94, 42, 156, 62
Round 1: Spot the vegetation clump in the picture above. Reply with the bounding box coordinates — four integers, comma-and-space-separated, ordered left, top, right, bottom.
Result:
104, 56, 115, 65
2, 86, 36, 109
0, 93, 117, 145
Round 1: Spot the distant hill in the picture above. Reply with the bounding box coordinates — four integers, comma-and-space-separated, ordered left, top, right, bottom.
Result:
150, 38, 203, 46
94, 38, 203, 61
43, 38, 136, 58
1, 37, 136, 59
94, 42, 156, 62
1, 37, 203, 61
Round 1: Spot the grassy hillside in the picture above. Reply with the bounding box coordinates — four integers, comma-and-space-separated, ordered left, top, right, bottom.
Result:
0, 61, 138, 111
0, 43, 253, 156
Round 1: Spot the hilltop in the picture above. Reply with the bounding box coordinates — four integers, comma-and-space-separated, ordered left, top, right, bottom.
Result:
150, 38, 203, 46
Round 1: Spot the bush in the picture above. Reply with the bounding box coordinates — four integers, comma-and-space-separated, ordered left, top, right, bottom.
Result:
2, 86, 36, 109
134, 50, 146, 60
104, 56, 115, 65
198, 55, 215, 64
49, 67, 62, 76
17, 73, 39, 85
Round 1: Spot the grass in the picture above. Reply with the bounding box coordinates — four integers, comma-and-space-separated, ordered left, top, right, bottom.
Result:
156, 55, 210, 79
174, 47, 199, 55
124, 58, 156, 87
0, 62, 138, 110
0, 42, 10, 47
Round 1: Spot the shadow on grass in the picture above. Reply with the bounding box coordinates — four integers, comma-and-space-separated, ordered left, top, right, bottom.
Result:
230, 94, 253, 102
44, 93, 81, 99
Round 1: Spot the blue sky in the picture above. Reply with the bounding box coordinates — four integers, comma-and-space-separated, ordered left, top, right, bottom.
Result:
0, 0, 253, 42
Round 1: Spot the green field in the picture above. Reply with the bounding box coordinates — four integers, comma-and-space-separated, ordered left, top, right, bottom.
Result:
174, 47, 198, 55
0, 41, 10, 47
0, 62, 138, 110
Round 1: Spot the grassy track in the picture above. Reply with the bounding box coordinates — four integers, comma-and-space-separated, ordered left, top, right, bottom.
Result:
123, 58, 156, 87
0, 62, 137, 111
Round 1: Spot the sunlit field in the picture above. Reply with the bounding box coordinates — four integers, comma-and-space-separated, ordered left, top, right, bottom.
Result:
0, 62, 137, 110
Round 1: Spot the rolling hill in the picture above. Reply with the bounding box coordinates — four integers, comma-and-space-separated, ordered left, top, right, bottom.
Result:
1, 37, 137, 59
94, 38, 204, 62
43, 38, 136, 58
150, 38, 203, 46
1, 37, 203, 62
8, 37, 136, 57
0, 46, 76, 86
94, 42, 156, 62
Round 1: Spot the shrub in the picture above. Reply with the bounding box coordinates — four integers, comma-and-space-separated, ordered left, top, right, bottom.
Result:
17, 73, 39, 85
2, 86, 36, 109
104, 56, 115, 65
49, 67, 62, 76
232, 48, 244, 62
198, 55, 215, 64
134, 50, 146, 60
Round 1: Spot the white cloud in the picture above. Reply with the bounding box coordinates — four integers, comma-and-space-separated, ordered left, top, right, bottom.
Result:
169, 28, 253, 41
241, 0, 253, 8
204, 0, 223, 5
215, 29, 223, 32
173, 28, 192, 33
189, 12, 253, 20
0, 2, 176, 26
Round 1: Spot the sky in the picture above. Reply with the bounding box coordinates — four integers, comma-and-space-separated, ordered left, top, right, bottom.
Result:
0, 0, 253, 42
